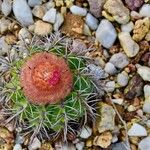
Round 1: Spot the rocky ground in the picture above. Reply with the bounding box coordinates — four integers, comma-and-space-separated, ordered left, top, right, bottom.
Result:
0, 0, 150, 150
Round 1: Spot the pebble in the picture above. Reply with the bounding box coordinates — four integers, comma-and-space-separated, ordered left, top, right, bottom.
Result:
105, 81, 115, 92
136, 64, 150, 82
117, 71, 129, 87
28, 137, 41, 150
44, 1, 55, 10
28, 0, 42, 7
13, 144, 22, 150
18, 28, 32, 40
96, 19, 117, 48
139, 4, 150, 18
128, 123, 147, 136
0, 0, 2, 11
104, 0, 130, 24
138, 137, 150, 150
118, 32, 139, 58
109, 52, 129, 69
70, 5, 87, 16
79, 126, 92, 139
76, 142, 85, 150
112, 142, 128, 150
104, 62, 117, 75
54, 13, 64, 31
93, 132, 112, 148
1, 0, 12, 16
131, 11, 142, 20
97, 102, 116, 133
121, 21, 134, 33
43, 8, 56, 24
32, 5, 45, 19
55, 142, 76, 150
13, 0, 34, 26
34, 20, 52, 36
143, 85, 150, 114
85, 13, 98, 30
83, 23, 91, 36
0, 17, 11, 34
111, 98, 124, 105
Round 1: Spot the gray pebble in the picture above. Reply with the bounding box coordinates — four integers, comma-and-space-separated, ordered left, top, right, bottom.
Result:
28, 137, 41, 150
1, 0, 12, 16
121, 21, 134, 33
13, 0, 34, 26
13, 144, 22, 150
109, 52, 129, 69
70, 5, 87, 16
43, 8, 56, 24
105, 81, 115, 92
139, 137, 150, 150
96, 19, 117, 48
76, 142, 85, 150
85, 13, 98, 30
28, 0, 42, 7
104, 62, 117, 75
117, 72, 129, 87
139, 4, 150, 18
18, 28, 32, 40
54, 12, 64, 31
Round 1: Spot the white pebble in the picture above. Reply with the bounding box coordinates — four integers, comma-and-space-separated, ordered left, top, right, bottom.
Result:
54, 13, 64, 31
139, 137, 150, 150
13, 144, 22, 150
121, 21, 134, 33
1, 0, 12, 16
128, 123, 147, 137
105, 81, 115, 92
139, 4, 150, 18
28, 137, 41, 150
76, 142, 85, 150
79, 126, 92, 139
85, 13, 98, 30
70, 5, 87, 16
117, 71, 129, 87
104, 62, 117, 75
43, 8, 56, 24
111, 98, 123, 105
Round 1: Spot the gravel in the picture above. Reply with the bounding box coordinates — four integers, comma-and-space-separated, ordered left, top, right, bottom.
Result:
121, 21, 134, 33
85, 13, 98, 30
70, 5, 87, 16
96, 19, 117, 48
1, 0, 12, 16
104, 62, 117, 75
139, 4, 150, 17
13, 0, 34, 26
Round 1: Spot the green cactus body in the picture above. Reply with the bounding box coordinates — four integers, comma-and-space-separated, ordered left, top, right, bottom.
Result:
1, 36, 97, 141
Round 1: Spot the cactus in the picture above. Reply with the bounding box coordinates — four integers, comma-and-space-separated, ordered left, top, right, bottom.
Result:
0, 33, 99, 141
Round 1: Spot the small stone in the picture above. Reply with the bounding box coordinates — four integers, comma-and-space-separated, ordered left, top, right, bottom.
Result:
146, 120, 150, 128
118, 32, 139, 58
62, 13, 84, 37
104, 0, 130, 24
13, 144, 22, 150
104, 62, 117, 75
0, 17, 11, 34
79, 126, 92, 139
43, 1, 55, 10
55, 0, 64, 7
105, 81, 115, 92
128, 123, 147, 136
139, 4, 150, 18
87, 64, 107, 80
96, 19, 117, 48
18, 28, 32, 40
112, 142, 128, 150
93, 131, 112, 148
83, 23, 91, 36
43, 8, 56, 24
54, 12, 64, 31
96, 102, 116, 133
125, 0, 144, 11
70, 5, 87, 16
34, 20, 52, 36
111, 98, 124, 105
1, 0, 12, 16
13, 0, 34, 26
139, 137, 150, 150
28, 137, 41, 150
131, 11, 142, 20
132, 17, 149, 42
55, 142, 76, 150
143, 85, 150, 114
121, 21, 134, 33
28, 0, 42, 7
87, 0, 106, 18
109, 52, 129, 69
145, 31, 150, 41
85, 13, 98, 30
117, 71, 129, 87
136, 64, 150, 81
76, 142, 84, 150
124, 74, 144, 99
40, 142, 53, 150
32, 5, 45, 19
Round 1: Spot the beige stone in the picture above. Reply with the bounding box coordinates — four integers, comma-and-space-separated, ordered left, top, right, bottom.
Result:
34, 20, 52, 36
